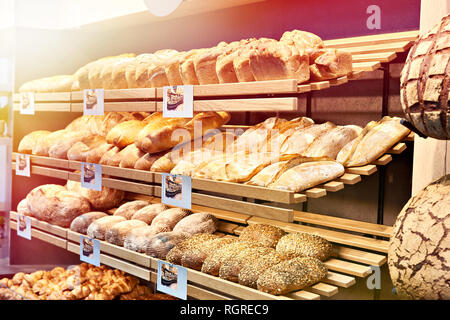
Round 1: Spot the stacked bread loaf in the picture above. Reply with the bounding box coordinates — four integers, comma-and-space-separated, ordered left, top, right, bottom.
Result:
18, 30, 353, 93
166, 223, 332, 295
0, 263, 177, 300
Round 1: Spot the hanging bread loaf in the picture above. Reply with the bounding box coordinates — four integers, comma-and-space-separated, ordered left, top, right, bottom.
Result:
131, 203, 169, 224
86, 215, 126, 240
112, 200, 150, 220
105, 220, 148, 246
276, 232, 333, 261
70, 211, 108, 235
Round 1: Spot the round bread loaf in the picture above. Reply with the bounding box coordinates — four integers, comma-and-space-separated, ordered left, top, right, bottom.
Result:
239, 223, 286, 248
145, 232, 190, 260
26, 184, 91, 228
66, 180, 124, 211
70, 211, 108, 234
275, 232, 332, 261
113, 200, 149, 220
150, 208, 192, 233
123, 226, 159, 253
131, 203, 169, 224
105, 219, 148, 246
166, 233, 220, 265
172, 212, 218, 235
17, 199, 33, 217
257, 257, 328, 295
87, 215, 126, 240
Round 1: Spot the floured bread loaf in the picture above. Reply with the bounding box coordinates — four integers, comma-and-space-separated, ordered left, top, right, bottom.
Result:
172, 212, 218, 235
18, 130, 52, 154
280, 122, 336, 155
111, 56, 137, 89
123, 226, 157, 253
150, 208, 192, 234
105, 220, 148, 246
48, 131, 91, 159
145, 232, 190, 259
131, 203, 169, 224
67, 136, 107, 162
269, 161, 344, 192
239, 223, 286, 248
17, 199, 33, 217
246, 161, 288, 187
87, 215, 126, 240
113, 200, 149, 220
70, 211, 108, 235
276, 232, 333, 261
66, 180, 124, 211
99, 54, 137, 89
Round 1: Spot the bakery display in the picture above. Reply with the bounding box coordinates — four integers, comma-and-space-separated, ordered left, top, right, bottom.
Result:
0, 264, 176, 300
69, 211, 108, 234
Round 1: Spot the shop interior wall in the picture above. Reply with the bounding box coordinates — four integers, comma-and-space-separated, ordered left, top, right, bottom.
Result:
11, 0, 419, 264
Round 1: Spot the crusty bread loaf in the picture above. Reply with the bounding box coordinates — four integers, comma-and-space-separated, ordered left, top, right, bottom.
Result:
145, 232, 190, 259
280, 122, 336, 155
164, 51, 186, 86
26, 184, 91, 228
148, 50, 180, 88
193, 43, 229, 85
257, 257, 328, 295
280, 30, 324, 51
70, 211, 108, 235
110, 57, 137, 89
131, 203, 169, 224
32, 129, 68, 156
238, 250, 287, 288
105, 220, 148, 246
48, 131, 91, 159
106, 120, 148, 149
134, 151, 168, 171
275, 232, 333, 261
86, 215, 126, 240
150, 208, 192, 234
67, 136, 106, 162
172, 212, 218, 235
308, 48, 353, 81
131, 54, 154, 88
216, 39, 256, 84
166, 233, 220, 265
66, 180, 125, 211
99, 146, 121, 166
219, 246, 275, 283
88, 54, 135, 89
113, 200, 149, 220
239, 224, 286, 248
123, 226, 157, 253
103, 144, 145, 168
179, 49, 206, 85
246, 161, 288, 187
17, 199, 33, 217
18, 130, 51, 154
19, 75, 74, 93
85, 143, 115, 164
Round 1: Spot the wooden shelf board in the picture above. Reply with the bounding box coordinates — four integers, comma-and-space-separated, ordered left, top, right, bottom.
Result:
323, 271, 356, 288
373, 154, 393, 166
13, 92, 71, 102
304, 188, 327, 198
10, 221, 67, 249
345, 165, 377, 176
324, 30, 419, 49
351, 52, 397, 63
387, 142, 407, 154
337, 173, 362, 185
307, 283, 339, 297
71, 88, 156, 101
71, 101, 156, 113
321, 181, 345, 192
14, 102, 71, 112
333, 246, 387, 267
352, 61, 381, 72
324, 258, 372, 278
344, 41, 414, 55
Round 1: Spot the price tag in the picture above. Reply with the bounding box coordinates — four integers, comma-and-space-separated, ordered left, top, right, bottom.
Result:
161, 173, 192, 209
163, 85, 193, 118
157, 260, 187, 300
20, 92, 35, 115
17, 214, 31, 240
83, 89, 104, 115
15, 153, 30, 177
80, 235, 100, 267
81, 162, 102, 191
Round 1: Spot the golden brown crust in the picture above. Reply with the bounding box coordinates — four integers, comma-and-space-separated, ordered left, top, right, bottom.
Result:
239, 223, 286, 248
275, 232, 333, 261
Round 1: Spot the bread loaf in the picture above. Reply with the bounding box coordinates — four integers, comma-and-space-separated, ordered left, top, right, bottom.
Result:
113, 201, 149, 220
336, 121, 378, 165
257, 257, 328, 295
246, 161, 288, 187
164, 51, 186, 86
106, 120, 148, 149
180, 238, 236, 271
308, 48, 353, 81
172, 212, 218, 235
32, 129, 68, 156
18, 131, 51, 154
67, 136, 106, 162
85, 143, 115, 164
88, 54, 135, 88
123, 226, 158, 253
280, 30, 324, 51
119, 145, 146, 168
110, 57, 136, 89
19, 75, 74, 93
86, 215, 126, 240
147, 50, 180, 88
280, 122, 336, 155
179, 49, 206, 85
69, 211, 108, 235
105, 220, 148, 246
193, 43, 229, 85
166, 233, 220, 265
219, 246, 275, 283
145, 232, 190, 259
17, 199, 33, 217
275, 232, 333, 261
134, 151, 168, 171
26, 184, 91, 228
239, 224, 286, 248
150, 208, 192, 233
238, 251, 286, 288
99, 146, 120, 166
48, 131, 91, 159
66, 180, 124, 211
131, 203, 169, 224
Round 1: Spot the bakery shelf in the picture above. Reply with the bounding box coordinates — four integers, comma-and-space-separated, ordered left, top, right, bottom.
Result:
13, 30, 419, 113
10, 195, 390, 300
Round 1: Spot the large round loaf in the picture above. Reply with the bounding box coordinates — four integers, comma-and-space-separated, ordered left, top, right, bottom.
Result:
276, 232, 332, 261
239, 223, 286, 248
87, 215, 126, 240
131, 203, 169, 224
145, 232, 190, 260
26, 184, 91, 228
112, 200, 149, 220
105, 220, 148, 246
150, 208, 192, 233
66, 180, 124, 211
256, 257, 328, 295
69, 211, 108, 235
17, 199, 33, 217
172, 212, 218, 235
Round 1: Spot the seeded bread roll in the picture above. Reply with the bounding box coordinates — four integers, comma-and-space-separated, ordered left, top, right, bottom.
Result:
172, 212, 218, 235
239, 224, 286, 248
201, 241, 260, 276
181, 237, 237, 271
219, 246, 275, 283
123, 226, 159, 253
257, 257, 328, 295
70, 211, 108, 235
166, 233, 220, 265
276, 232, 333, 261
145, 232, 190, 260
150, 208, 192, 234
131, 203, 169, 224
105, 220, 148, 246
86, 215, 126, 240
113, 200, 149, 220
238, 251, 287, 288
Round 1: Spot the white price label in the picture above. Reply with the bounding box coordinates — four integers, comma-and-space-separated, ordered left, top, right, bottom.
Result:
163, 85, 193, 118
157, 260, 187, 300
17, 214, 31, 240
81, 162, 102, 191
20, 92, 35, 115
80, 235, 100, 267
83, 89, 104, 115
161, 173, 192, 209
15, 153, 30, 177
